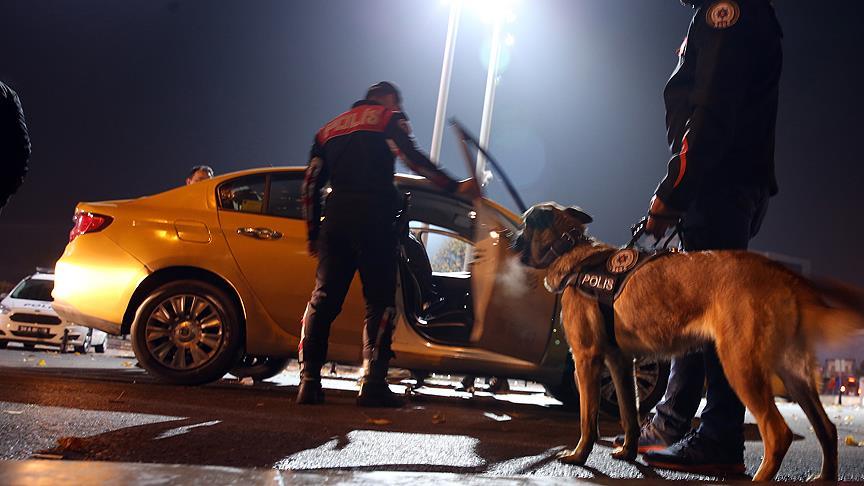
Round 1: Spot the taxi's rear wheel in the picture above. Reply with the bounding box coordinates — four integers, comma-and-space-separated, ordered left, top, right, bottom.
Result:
0, 341, 7, 349
132, 280, 243, 385
545, 354, 670, 419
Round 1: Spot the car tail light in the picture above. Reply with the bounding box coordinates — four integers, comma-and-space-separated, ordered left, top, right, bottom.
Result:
69, 212, 113, 242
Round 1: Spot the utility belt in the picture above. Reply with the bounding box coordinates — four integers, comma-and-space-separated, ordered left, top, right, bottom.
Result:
323, 190, 399, 222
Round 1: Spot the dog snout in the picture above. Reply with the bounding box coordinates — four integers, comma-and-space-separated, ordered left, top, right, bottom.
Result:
512, 233, 534, 265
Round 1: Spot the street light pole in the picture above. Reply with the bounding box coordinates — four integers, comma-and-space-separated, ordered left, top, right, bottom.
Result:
475, 15, 503, 185
430, 0, 462, 164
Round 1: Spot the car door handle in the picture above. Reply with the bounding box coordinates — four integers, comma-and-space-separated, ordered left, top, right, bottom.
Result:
236, 227, 283, 240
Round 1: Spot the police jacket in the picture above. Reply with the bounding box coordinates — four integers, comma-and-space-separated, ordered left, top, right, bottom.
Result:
655, 0, 783, 212
302, 100, 459, 241
0, 81, 31, 200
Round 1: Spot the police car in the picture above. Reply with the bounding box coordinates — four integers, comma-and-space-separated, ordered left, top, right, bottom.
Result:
0, 269, 108, 353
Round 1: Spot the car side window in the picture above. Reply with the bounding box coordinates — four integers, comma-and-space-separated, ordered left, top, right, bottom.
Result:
267, 173, 304, 219
409, 223, 472, 273
218, 175, 266, 214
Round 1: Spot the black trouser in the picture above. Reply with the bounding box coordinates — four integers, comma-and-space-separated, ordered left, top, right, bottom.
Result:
652, 185, 770, 446
299, 197, 399, 364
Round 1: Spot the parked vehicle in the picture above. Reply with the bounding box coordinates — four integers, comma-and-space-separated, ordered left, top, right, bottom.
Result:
52, 167, 668, 416
1, 269, 108, 353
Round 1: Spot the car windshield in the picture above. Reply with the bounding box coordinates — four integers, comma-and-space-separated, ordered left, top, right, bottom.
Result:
10, 278, 54, 302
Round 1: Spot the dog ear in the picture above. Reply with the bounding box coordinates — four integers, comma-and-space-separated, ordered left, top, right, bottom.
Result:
525, 206, 555, 229
565, 206, 593, 225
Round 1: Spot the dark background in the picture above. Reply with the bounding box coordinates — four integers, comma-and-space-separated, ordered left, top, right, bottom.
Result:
1, 1, 862, 355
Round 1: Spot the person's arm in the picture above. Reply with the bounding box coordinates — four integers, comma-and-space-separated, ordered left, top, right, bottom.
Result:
654, 5, 755, 213
0, 85, 31, 199
384, 111, 459, 192
301, 138, 330, 250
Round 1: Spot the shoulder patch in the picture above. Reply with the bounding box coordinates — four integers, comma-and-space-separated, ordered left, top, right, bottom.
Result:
705, 1, 740, 29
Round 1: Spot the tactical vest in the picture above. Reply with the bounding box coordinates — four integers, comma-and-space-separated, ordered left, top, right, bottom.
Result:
556, 248, 677, 347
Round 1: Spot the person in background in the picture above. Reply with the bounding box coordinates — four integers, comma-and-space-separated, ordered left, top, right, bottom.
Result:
186, 165, 214, 185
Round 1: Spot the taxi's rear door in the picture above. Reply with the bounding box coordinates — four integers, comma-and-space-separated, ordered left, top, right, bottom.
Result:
216, 170, 366, 354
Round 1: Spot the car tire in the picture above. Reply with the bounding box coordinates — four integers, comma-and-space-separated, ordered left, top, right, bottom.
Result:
94, 343, 106, 353
23, 343, 35, 350
0, 341, 7, 349
73, 343, 89, 354
131, 280, 243, 386
545, 354, 670, 419
230, 355, 290, 382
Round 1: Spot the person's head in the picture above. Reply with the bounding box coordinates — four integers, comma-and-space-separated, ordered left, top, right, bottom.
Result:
365, 81, 402, 111
186, 165, 214, 185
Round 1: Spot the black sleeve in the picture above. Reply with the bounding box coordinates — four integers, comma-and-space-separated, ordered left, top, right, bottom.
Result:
655, 3, 755, 211
0, 85, 31, 198
384, 111, 459, 193
301, 138, 330, 242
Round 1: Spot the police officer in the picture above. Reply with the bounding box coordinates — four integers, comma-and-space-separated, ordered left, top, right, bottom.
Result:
298, 81, 477, 407
0, 80, 31, 215
618, 0, 783, 473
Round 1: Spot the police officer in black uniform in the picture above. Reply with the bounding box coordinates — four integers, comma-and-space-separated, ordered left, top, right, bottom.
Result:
0, 80, 31, 215
617, 0, 783, 473
298, 82, 476, 407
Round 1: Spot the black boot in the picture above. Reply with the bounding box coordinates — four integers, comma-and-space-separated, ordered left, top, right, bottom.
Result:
296, 361, 324, 405
356, 359, 403, 407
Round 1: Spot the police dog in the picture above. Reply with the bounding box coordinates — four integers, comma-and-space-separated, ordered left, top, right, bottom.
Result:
514, 202, 864, 481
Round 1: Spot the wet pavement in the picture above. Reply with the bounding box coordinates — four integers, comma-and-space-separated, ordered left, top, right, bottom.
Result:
1, 343, 863, 483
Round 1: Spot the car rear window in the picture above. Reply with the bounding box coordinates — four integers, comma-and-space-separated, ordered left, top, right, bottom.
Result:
218, 175, 266, 214
11, 278, 54, 302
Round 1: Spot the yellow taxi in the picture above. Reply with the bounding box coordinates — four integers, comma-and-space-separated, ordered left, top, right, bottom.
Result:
52, 167, 668, 415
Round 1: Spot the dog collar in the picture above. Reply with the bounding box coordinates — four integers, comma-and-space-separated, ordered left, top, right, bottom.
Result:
537, 227, 589, 268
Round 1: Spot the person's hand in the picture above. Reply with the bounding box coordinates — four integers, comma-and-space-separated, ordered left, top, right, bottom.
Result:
645, 195, 682, 240
307, 239, 319, 258
456, 179, 482, 199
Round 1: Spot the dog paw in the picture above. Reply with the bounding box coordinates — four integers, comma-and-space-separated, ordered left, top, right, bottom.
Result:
558, 448, 590, 465
808, 472, 837, 482
611, 445, 637, 462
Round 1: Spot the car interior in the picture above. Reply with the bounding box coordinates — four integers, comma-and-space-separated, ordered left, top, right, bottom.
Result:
397, 189, 483, 346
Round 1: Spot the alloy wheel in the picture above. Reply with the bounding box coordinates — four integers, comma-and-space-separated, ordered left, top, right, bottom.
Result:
144, 294, 224, 370
599, 356, 664, 405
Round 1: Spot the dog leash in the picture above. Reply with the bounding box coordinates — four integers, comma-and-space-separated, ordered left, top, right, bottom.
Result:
628, 216, 683, 251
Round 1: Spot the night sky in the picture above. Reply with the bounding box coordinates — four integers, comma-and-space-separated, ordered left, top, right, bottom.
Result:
2, 1, 863, 356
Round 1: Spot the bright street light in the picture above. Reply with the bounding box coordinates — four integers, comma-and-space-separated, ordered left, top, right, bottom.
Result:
475, 0, 517, 185
431, 0, 518, 183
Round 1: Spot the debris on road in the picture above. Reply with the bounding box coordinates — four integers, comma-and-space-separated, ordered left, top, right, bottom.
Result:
483, 412, 512, 422
57, 437, 89, 453
37, 359, 46, 367
30, 453, 64, 460
845, 435, 864, 447
365, 418, 392, 426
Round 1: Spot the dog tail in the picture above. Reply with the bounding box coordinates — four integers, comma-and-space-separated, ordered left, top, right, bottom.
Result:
800, 278, 864, 344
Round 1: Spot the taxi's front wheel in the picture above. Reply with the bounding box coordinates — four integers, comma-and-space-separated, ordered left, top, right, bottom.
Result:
132, 280, 243, 385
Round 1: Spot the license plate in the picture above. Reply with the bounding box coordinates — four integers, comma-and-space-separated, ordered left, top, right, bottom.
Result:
18, 325, 49, 335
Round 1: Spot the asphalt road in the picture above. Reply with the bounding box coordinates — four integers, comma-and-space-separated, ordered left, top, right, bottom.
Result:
1, 344, 863, 482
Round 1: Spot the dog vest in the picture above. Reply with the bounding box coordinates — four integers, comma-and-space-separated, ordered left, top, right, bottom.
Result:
555, 248, 677, 348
